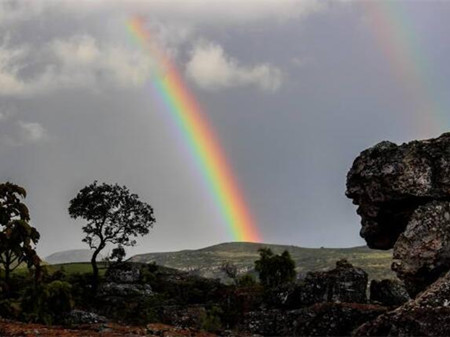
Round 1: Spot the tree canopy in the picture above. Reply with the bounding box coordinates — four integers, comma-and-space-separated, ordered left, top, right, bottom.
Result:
68, 181, 156, 289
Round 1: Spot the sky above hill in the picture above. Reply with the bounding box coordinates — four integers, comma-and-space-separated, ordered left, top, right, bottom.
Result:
1, 0, 450, 257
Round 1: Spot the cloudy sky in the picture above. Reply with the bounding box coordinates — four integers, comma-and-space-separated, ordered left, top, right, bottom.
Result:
1, 0, 449, 257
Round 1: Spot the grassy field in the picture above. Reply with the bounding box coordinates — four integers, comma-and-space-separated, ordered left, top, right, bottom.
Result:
12, 262, 108, 277
129, 242, 395, 281
48, 262, 108, 276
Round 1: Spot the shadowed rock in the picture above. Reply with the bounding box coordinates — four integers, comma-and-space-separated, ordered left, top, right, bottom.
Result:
369, 279, 409, 307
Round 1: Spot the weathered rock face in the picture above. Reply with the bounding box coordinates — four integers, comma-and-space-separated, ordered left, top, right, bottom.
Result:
346, 134, 450, 250
355, 271, 450, 336
369, 279, 409, 307
286, 259, 368, 307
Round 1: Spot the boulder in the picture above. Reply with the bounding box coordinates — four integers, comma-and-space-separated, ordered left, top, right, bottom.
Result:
355, 270, 450, 336
286, 259, 368, 307
346, 133, 450, 250
369, 279, 409, 307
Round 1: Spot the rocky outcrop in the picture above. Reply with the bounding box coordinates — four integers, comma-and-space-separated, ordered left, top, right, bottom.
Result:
284, 259, 368, 308
241, 303, 386, 336
347, 133, 450, 294
369, 279, 409, 307
98, 263, 153, 299
355, 271, 450, 336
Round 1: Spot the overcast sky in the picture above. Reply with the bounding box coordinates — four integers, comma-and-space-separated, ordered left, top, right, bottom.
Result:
1, 0, 449, 257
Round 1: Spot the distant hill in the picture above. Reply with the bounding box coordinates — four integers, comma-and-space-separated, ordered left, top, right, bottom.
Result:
129, 242, 395, 281
45, 249, 104, 264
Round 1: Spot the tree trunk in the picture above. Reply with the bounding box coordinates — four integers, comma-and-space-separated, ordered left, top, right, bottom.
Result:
4, 255, 11, 297
91, 246, 103, 294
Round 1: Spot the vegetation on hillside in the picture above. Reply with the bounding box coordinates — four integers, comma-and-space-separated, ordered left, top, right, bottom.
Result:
129, 242, 395, 281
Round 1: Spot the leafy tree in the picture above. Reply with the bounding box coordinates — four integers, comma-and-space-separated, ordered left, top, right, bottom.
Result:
254, 248, 296, 288
0, 183, 40, 289
68, 181, 155, 290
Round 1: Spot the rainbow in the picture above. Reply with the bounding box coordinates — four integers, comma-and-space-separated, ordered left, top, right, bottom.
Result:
127, 17, 261, 242
362, 1, 441, 137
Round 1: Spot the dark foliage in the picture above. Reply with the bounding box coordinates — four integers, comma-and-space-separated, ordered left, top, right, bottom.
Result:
255, 248, 296, 288
21, 280, 73, 325
0, 182, 40, 292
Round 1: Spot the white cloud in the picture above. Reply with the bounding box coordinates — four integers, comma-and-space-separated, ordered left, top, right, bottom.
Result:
0, 35, 154, 96
186, 41, 283, 92
17, 121, 48, 144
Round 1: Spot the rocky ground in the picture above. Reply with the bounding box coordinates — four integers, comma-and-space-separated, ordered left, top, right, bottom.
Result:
0, 319, 217, 337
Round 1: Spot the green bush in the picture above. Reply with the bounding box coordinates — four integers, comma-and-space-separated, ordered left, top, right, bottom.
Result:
21, 280, 73, 324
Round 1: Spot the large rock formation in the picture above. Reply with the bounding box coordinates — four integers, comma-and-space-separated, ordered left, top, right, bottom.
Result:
346, 134, 450, 250
346, 133, 450, 294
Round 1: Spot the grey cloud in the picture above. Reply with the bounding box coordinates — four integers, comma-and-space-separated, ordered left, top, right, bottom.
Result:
0, 35, 154, 96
